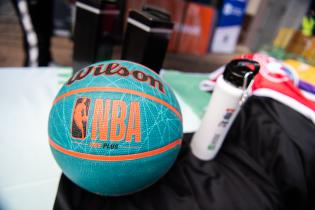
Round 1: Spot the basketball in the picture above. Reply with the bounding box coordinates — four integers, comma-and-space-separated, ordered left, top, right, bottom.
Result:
48, 60, 183, 196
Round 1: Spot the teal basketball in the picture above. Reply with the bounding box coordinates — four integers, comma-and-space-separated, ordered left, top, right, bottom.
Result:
48, 60, 183, 196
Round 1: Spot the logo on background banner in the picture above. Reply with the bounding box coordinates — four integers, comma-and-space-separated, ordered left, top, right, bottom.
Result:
223, 3, 243, 16
72, 97, 91, 139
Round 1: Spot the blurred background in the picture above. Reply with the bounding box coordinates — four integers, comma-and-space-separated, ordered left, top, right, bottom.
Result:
1, 0, 314, 72
1, 1, 315, 210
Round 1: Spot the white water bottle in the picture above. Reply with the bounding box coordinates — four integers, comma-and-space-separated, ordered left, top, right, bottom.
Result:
190, 59, 260, 160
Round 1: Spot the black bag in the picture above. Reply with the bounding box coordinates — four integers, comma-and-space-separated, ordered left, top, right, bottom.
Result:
53, 96, 315, 210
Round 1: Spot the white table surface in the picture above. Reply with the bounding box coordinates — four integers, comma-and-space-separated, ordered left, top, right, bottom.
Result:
0, 68, 71, 210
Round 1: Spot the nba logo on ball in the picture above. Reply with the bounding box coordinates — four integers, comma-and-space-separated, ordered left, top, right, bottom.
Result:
48, 60, 183, 196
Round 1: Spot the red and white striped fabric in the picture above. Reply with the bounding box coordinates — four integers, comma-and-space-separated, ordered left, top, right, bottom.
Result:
240, 53, 315, 123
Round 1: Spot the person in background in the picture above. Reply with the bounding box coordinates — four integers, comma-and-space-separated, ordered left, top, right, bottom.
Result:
11, 0, 54, 67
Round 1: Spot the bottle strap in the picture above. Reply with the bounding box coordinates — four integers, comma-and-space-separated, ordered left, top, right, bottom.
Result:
239, 71, 254, 106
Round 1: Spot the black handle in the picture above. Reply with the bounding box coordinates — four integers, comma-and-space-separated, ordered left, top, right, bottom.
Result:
223, 59, 260, 88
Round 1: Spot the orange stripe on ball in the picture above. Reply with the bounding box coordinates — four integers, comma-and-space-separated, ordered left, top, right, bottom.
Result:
49, 138, 182, 161
53, 87, 182, 120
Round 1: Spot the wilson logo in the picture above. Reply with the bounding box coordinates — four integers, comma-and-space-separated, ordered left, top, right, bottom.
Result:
71, 97, 141, 142
67, 63, 165, 93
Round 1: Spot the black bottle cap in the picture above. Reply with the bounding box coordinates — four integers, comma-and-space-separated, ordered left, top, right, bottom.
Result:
223, 59, 260, 88
78, 0, 117, 9
142, 5, 171, 21
128, 7, 173, 29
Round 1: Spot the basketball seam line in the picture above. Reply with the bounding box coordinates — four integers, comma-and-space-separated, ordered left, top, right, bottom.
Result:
53, 87, 182, 120
49, 138, 182, 161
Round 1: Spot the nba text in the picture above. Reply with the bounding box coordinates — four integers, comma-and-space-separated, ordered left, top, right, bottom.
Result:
71, 97, 141, 142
